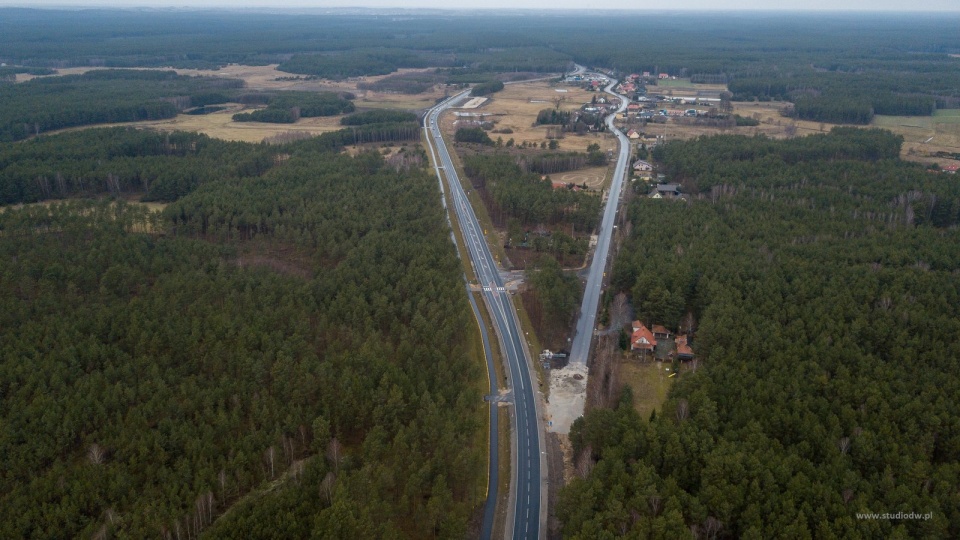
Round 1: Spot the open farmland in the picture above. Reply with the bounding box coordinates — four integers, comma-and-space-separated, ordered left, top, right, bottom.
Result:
873, 110, 960, 165
466, 80, 613, 152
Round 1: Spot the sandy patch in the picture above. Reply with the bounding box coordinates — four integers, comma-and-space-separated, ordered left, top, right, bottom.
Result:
46, 104, 344, 144
460, 97, 488, 109
545, 363, 588, 434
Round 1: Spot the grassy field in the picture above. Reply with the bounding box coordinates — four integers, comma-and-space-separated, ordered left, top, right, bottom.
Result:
471, 80, 615, 152
872, 111, 960, 164
619, 357, 674, 420
934, 109, 960, 120
649, 78, 726, 93
651, 78, 693, 88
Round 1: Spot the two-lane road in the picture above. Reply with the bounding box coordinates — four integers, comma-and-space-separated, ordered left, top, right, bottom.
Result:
569, 77, 631, 365
424, 94, 544, 539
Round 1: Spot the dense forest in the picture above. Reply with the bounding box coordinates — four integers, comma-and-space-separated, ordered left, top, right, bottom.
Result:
559, 129, 960, 538
0, 70, 242, 142
0, 127, 486, 538
463, 153, 600, 232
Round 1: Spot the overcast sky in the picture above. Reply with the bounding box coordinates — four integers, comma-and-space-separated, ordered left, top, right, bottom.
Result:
2, 1, 959, 12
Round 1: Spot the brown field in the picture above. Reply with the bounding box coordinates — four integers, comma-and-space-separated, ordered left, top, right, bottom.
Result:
452, 80, 615, 152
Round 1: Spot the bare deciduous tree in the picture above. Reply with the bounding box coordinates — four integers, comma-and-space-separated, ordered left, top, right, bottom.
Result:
265, 446, 276, 479
218, 469, 227, 500
320, 471, 336, 504
88, 443, 105, 465
327, 437, 343, 474
609, 293, 630, 332
291, 460, 305, 485
675, 399, 689, 423
575, 445, 594, 479
648, 494, 662, 516
838, 437, 851, 455
701, 516, 723, 540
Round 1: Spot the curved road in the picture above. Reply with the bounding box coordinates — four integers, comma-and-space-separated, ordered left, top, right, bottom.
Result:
569, 77, 631, 365
424, 94, 544, 539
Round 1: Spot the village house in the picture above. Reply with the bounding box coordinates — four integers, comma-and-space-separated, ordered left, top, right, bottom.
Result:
652, 325, 672, 340
944, 164, 958, 174
626, 129, 641, 140
658, 73, 670, 79
633, 159, 653, 172
630, 321, 656, 353
650, 183, 681, 199
675, 335, 695, 361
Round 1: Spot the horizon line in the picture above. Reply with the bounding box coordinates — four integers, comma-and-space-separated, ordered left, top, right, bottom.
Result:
2, 5, 960, 14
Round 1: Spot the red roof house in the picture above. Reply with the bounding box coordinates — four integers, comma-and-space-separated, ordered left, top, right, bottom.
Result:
631, 321, 656, 353
675, 335, 694, 361
652, 325, 671, 339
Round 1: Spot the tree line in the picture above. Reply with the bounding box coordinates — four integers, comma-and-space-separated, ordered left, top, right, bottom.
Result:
470, 80, 504, 97
0, 69, 243, 142
232, 91, 355, 123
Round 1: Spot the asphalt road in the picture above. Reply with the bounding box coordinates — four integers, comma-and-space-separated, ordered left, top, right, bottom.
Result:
424, 94, 543, 539
568, 77, 631, 365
